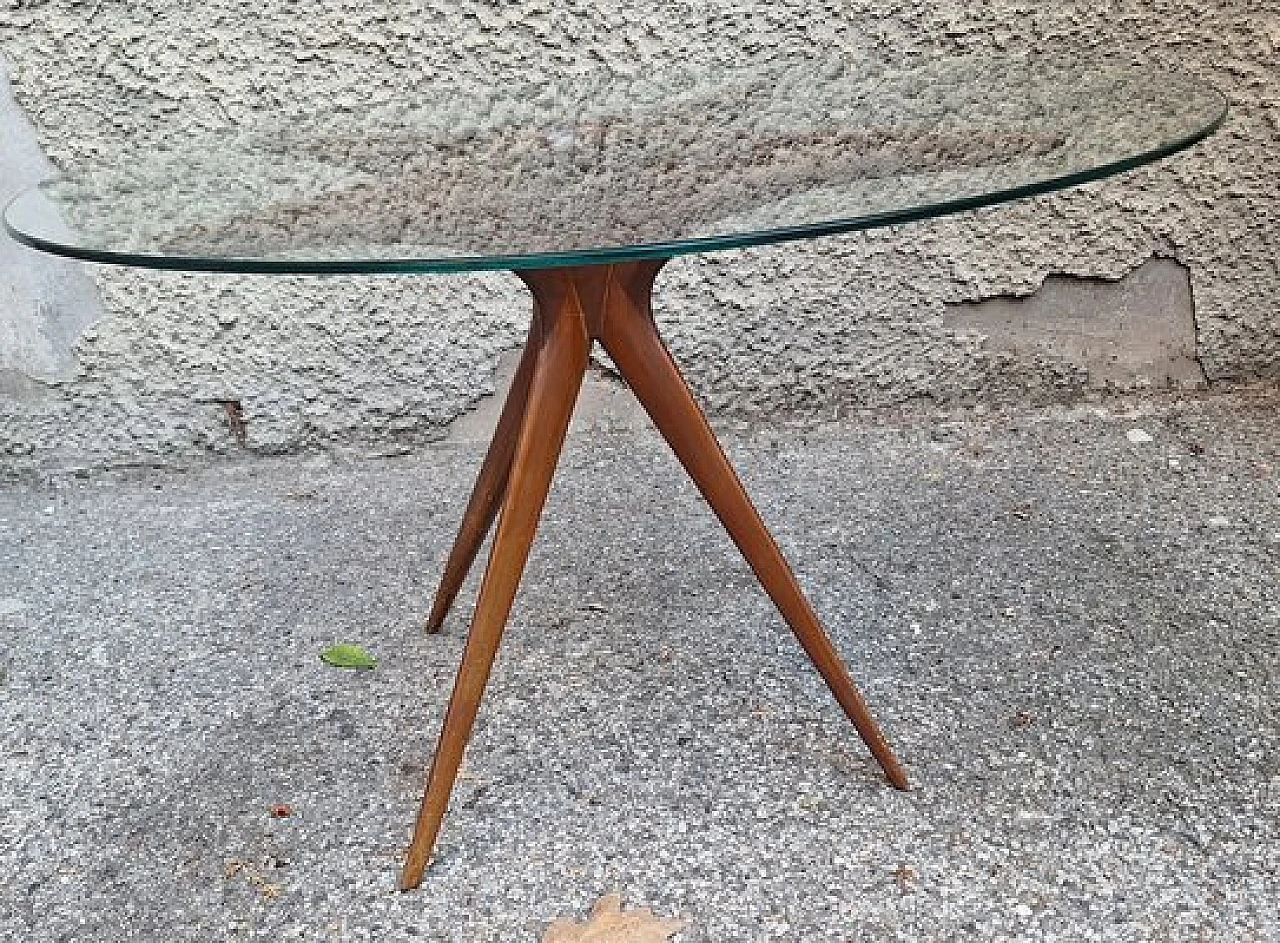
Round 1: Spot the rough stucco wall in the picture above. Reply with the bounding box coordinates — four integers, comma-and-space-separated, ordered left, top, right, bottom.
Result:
0, 1, 1275, 474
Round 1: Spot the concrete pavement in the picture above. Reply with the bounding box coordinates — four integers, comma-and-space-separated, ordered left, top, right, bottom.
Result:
2, 386, 1277, 941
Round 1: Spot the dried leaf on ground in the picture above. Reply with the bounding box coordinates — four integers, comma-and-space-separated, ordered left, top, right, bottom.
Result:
543, 893, 686, 942
894, 864, 918, 892
223, 858, 283, 900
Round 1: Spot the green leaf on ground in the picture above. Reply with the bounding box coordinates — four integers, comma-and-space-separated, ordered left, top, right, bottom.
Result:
319, 643, 377, 669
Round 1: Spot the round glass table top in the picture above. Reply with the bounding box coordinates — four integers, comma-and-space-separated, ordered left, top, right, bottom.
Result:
4, 55, 1225, 275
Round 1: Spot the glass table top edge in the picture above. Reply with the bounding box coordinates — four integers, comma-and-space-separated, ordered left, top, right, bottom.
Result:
3, 86, 1227, 277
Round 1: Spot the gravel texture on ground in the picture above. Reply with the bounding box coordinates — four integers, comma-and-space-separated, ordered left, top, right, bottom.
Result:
2, 387, 1278, 941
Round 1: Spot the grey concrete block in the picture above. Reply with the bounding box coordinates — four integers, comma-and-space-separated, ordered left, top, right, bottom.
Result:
0, 55, 104, 392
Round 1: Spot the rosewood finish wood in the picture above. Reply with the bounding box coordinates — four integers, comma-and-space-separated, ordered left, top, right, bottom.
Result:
401, 260, 906, 890
424, 306, 543, 633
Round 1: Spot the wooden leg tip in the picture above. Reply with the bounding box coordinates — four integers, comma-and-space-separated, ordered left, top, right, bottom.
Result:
424, 601, 449, 633
885, 763, 911, 791
398, 856, 433, 891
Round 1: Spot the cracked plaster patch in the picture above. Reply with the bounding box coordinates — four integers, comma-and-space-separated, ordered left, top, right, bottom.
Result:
944, 256, 1207, 391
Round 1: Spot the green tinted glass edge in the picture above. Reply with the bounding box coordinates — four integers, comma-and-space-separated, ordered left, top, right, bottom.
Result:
3, 91, 1226, 277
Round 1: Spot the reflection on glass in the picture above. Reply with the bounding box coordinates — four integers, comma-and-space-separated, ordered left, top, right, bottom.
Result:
4, 55, 1225, 273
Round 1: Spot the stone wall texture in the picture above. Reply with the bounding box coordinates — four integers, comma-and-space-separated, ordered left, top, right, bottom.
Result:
0, 0, 1276, 475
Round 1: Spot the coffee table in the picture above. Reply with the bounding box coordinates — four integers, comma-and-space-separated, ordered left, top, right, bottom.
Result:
4, 53, 1225, 890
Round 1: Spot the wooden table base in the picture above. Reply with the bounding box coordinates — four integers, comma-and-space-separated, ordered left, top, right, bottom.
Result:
400, 260, 908, 890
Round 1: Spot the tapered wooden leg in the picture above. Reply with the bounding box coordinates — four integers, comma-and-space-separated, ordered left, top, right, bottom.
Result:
402, 262, 905, 890
425, 308, 544, 633
400, 292, 591, 890
597, 268, 909, 791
